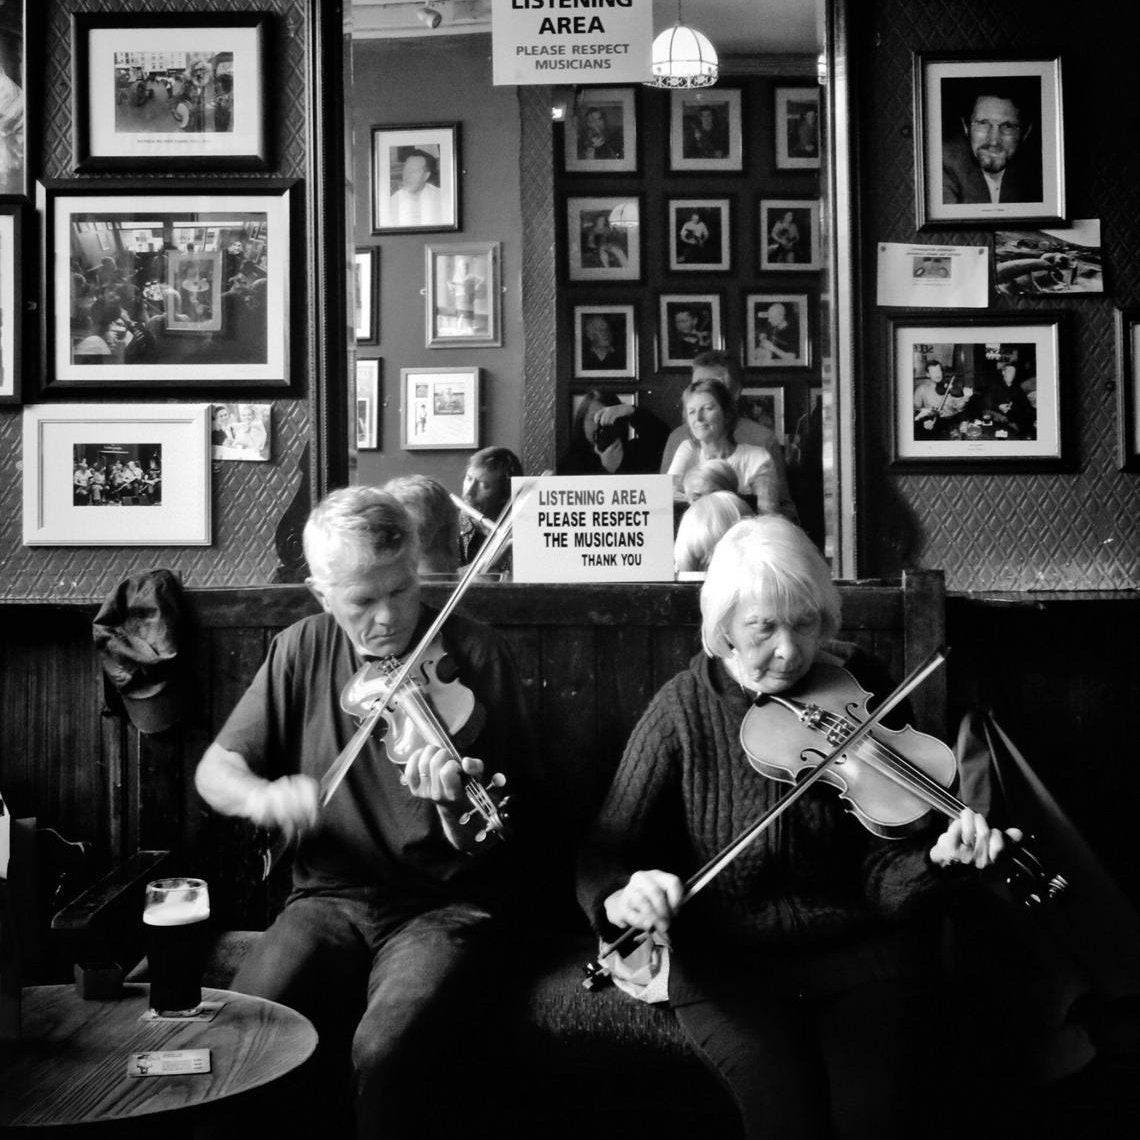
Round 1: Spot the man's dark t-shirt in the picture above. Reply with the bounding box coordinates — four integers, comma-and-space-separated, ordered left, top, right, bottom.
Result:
216, 605, 532, 906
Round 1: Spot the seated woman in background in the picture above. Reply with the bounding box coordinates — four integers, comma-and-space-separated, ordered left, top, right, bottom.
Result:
681, 458, 738, 503
665, 378, 783, 515
673, 490, 754, 574
578, 514, 1020, 1140
559, 389, 669, 476
384, 473, 461, 576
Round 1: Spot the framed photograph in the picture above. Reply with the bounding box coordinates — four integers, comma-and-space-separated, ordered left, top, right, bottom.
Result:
566, 196, 641, 282
354, 247, 378, 343
745, 293, 811, 369
371, 123, 459, 234
774, 86, 821, 170
72, 12, 270, 173
0, 1, 27, 195
994, 220, 1103, 296
43, 180, 298, 389
889, 314, 1066, 469
564, 87, 637, 174
658, 293, 722, 369
669, 89, 743, 172
668, 198, 731, 272
914, 53, 1065, 229
210, 401, 271, 461
759, 199, 821, 271
1116, 309, 1140, 472
356, 358, 380, 450
22, 403, 211, 546
0, 203, 24, 405
401, 366, 479, 450
739, 386, 787, 443
573, 304, 636, 379
425, 241, 501, 348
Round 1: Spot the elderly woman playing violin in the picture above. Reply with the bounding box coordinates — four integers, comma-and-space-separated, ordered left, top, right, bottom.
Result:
578, 515, 1019, 1140
194, 485, 533, 1140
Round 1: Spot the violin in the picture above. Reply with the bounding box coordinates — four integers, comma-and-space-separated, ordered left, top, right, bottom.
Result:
582, 648, 1067, 990
340, 637, 509, 843
744, 661, 1067, 906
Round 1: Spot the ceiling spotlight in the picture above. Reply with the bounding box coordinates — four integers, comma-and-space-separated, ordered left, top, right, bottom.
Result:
416, 5, 443, 29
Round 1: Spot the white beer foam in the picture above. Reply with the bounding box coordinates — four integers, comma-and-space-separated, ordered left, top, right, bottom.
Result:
143, 896, 211, 926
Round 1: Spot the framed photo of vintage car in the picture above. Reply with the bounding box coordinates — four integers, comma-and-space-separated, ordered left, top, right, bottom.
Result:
71, 12, 271, 172
401, 365, 479, 451
22, 402, 211, 545
42, 180, 299, 390
564, 87, 637, 174
914, 53, 1066, 229
425, 241, 501, 348
889, 313, 1067, 470
372, 122, 460, 234
0, 203, 24, 405
566, 196, 641, 282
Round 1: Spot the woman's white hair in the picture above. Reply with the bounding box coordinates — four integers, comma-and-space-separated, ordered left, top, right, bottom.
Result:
700, 515, 841, 658
303, 485, 418, 586
674, 492, 753, 574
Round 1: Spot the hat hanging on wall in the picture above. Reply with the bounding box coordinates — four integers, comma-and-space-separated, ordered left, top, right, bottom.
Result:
92, 569, 193, 735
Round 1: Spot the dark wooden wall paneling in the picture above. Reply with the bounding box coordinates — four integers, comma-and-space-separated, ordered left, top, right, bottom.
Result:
0, 577, 943, 933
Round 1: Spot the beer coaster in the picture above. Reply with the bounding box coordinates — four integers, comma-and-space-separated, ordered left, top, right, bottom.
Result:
128, 1048, 212, 1077
138, 999, 225, 1023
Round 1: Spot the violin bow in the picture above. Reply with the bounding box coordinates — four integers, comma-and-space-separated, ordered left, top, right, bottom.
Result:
262, 474, 547, 878
583, 647, 949, 986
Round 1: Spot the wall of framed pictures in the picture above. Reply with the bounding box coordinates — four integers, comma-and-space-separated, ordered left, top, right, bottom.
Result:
350, 35, 526, 495
555, 74, 822, 464
857, 0, 1140, 591
0, 0, 341, 602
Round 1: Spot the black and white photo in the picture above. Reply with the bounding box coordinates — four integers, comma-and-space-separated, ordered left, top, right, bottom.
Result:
759, 199, 821, 271
994, 220, 1103, 296
567, 196, 641, 282
355, 247, 379, 343
425, 242, 501, 348
210, 402, 271, 461
573, 304, 636, 379
0, 1, 26, 195
372, 123, 460, 233
564, 87, 636, 174
658, 294, 722, 369
72, 443, 163, 505
670, 90, 742, 172
774, 86, 820, 170
745, 293, 810, 369
355, 359, 380, 450
0, 203, 22, 404
401, 366, 480, 450
668, 199, 730, 272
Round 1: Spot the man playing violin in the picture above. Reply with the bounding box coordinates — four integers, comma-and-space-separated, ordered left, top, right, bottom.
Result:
913, 358, 978, 439
578, 515, 1020, 1140
194, 486, 533, 1139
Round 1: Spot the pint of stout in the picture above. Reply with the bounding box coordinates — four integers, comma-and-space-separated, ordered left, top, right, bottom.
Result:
143, 877, 210, 1016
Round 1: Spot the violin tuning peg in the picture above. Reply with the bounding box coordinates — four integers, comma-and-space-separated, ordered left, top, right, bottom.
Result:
474, 828, 488, 843
459, 809, 474, 825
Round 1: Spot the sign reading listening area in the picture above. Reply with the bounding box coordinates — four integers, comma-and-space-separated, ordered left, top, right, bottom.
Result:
511, 474, 675, 583
491, 0, 653, 86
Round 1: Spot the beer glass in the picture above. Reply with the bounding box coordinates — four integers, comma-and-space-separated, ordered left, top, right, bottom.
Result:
143, 877, 210, 1016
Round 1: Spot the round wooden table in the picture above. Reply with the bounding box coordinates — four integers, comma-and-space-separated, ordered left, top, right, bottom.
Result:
0, 984, 317, 1129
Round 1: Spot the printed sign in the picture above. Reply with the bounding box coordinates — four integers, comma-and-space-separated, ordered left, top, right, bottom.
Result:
511, 474, 675, 583
491, 0, 653, 86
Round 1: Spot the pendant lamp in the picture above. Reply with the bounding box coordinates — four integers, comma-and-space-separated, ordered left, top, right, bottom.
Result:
647, 1, 719, 89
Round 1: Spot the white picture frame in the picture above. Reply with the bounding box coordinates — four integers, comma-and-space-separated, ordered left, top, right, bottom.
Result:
739, 386, 787, 443
356, 358, 380, 450
573, 304, 636, 380
669, 89, 743, 172
745, 293, 811, 369
566, 196, 641, 282
23, 403, 211, 546
774, 86, 821, 171
759, 198, 822, 272
564, 87, 637, 174
401, 366, 480, 451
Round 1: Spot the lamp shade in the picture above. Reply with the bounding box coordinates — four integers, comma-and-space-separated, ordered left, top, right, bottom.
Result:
648, 21, 719, 89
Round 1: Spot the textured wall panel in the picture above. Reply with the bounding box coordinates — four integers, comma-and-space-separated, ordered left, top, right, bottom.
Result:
0, 0, 316, 602
855, 0, 1140, 591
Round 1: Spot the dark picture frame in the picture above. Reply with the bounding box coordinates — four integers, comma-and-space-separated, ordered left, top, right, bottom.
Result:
889, 312, 1067, 471
372, 122, 460, 234
563, 86, 637, 175
745, 293, 811, 370
356, 357, 380, 450
658, 293, 722, 369
425, 241, 501, 348
566, 195, 641, 282
573, 303, 636, 380
0, 1, 28, 196
914, 53, 1066, 230
0, 201, 24, 404
669, 89, 743, 172
759, 199, 821, 271
354, 247, 379, 344
668, 198, 730, 273
41, 178, 301, 391
1116, 307, 1140, 472
774, 86, 821, 171
71, 12, 271, 174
